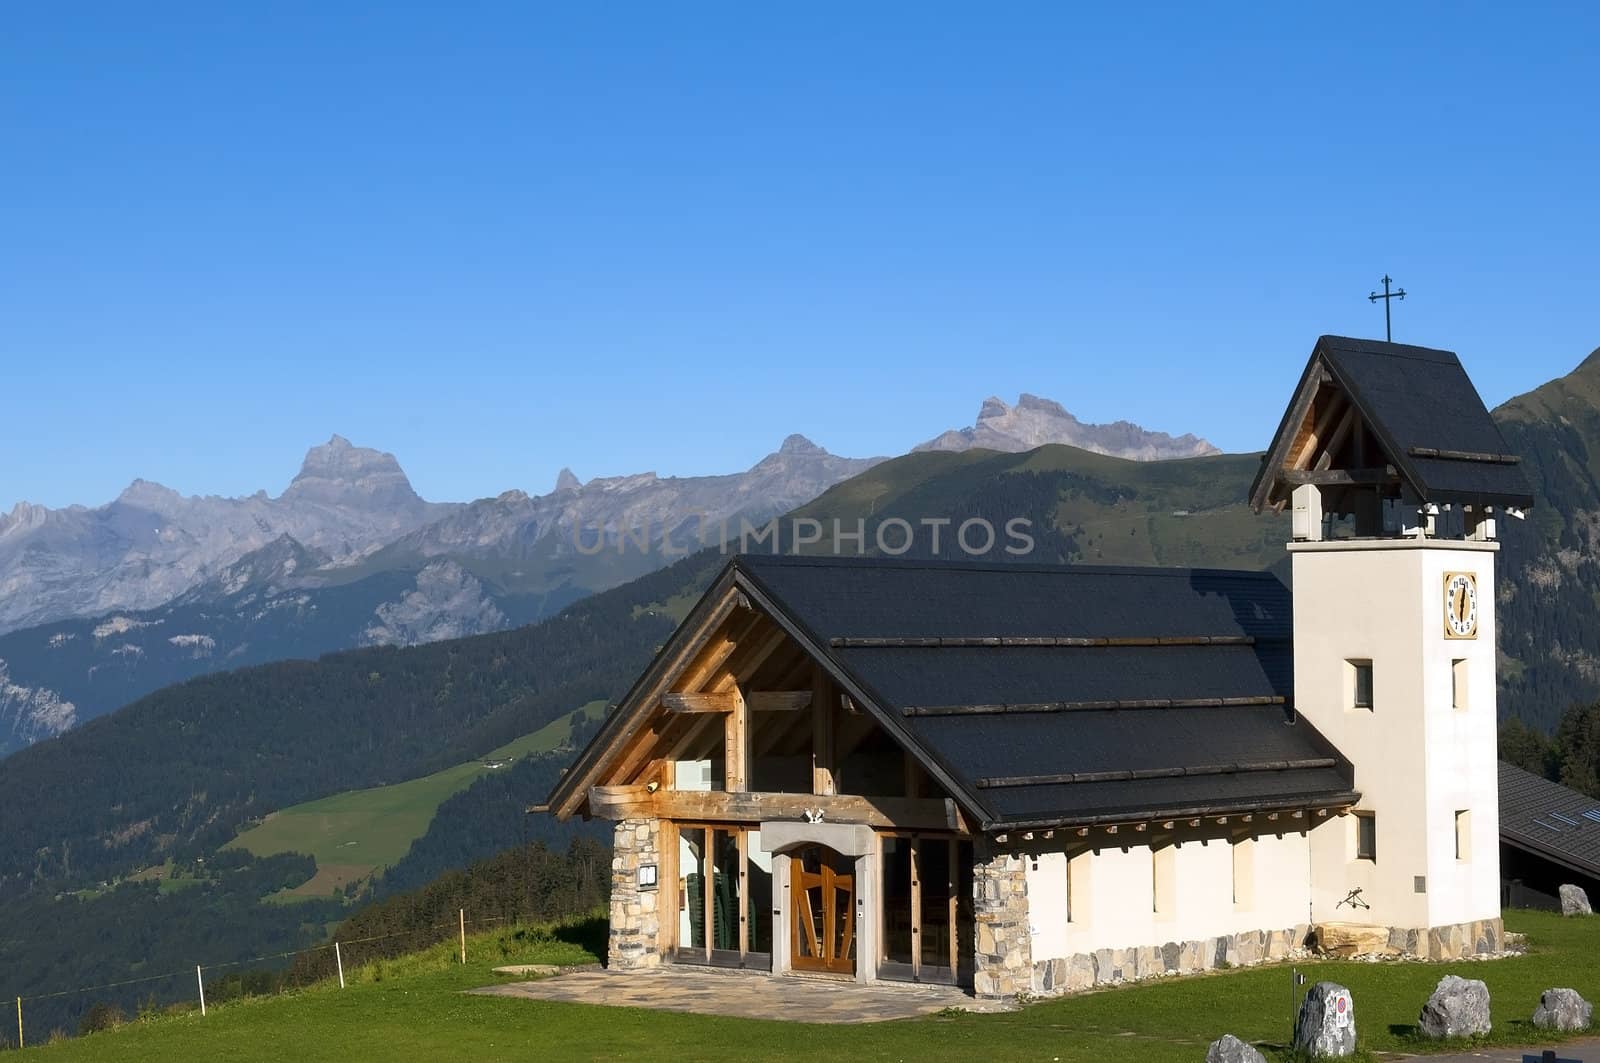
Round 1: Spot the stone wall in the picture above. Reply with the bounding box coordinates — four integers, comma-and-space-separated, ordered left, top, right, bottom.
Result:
607, 817, 662, 970
973, 840, 1032, 998
1033, 925, 1309, 995
1029, 917, 1505, 997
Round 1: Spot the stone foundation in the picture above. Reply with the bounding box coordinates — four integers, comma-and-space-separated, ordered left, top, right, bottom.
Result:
1028, 917, 1506, 997
1031, 925, 1309, 996
607, 817, 662, 970
1318, 916, 1504, 960
973, 840, 1032, 998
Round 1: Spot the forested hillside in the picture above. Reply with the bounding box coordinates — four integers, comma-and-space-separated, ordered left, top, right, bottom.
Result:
1495, 348, 1600, 728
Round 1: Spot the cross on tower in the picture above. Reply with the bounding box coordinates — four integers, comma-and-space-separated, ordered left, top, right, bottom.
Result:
1368, 274, 1407, 341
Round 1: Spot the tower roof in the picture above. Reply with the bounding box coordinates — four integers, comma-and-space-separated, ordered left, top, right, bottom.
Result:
1249, 336, 1535, 512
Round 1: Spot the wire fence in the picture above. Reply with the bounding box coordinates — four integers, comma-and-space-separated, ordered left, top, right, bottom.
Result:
6, 908, 548, 1050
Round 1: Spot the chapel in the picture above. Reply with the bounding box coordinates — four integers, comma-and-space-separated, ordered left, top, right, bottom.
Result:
544, 335, 1535, 997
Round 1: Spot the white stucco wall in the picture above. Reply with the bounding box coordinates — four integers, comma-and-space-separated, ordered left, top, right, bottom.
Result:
1292, 539, 1501, 930
1026, 828, 1313, 961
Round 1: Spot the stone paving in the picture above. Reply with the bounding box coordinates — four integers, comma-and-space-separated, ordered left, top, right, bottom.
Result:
1382, 1037, 1600, 1061
469, 966, 1002, 1024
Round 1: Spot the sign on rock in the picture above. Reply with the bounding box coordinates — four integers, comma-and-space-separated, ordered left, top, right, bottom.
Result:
1334, 991, 1351, 1028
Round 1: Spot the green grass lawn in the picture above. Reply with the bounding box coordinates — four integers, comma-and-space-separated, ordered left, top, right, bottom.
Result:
227, 701, 607, 895
26, 910, 1600, 1062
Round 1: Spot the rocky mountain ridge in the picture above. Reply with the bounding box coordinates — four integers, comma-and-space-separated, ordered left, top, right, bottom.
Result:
0, 397, 1219, 752
917, 393, 1219, 460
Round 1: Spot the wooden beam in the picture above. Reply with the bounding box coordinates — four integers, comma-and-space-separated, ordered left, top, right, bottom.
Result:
749, 690, 812, 712
725, 686, 749, 792
1312, 403, 1360, 472
726, 625, 791, 686
664, 691, 740, 713
553, 585, 747, 818
812, 666, 835, 796
1288, 389, 1346, 471
1280, 467, 1396, 487
588, 786, 970, 833
676, 611, 765, 695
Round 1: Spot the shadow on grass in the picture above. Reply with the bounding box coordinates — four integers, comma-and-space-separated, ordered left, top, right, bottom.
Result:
553, 914, 608, 960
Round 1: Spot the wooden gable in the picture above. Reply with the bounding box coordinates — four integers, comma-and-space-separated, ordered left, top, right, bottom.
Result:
545, 563, 976, 833
1249, 335, 1534, 515
1248, 350, 1392, 513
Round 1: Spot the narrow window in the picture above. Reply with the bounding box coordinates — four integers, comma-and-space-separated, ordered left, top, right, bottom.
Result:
1231, 837, 1255, 909
1152, 846, 1176, 917
1350, 660, 1374, 711
1452, 659, 1469, 711
1355, 812, 1377, 861
1065, 851, 1090, 926
1455, 810, 1471, 861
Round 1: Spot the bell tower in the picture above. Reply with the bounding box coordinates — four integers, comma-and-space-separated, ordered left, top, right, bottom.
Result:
1251, 336, 1534, 947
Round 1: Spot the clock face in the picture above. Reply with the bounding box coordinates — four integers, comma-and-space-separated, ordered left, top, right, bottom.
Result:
1444, 572, 1479, 639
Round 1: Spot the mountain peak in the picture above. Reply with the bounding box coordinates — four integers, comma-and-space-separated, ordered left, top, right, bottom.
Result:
554, 468, 582, 493
916, 392, 1218, 460
282, 436, 425, 511
778, 434, 826, 456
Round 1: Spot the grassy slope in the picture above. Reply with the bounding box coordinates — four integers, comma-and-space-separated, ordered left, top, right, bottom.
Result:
29, 911, 1600, 1062
228, 701, 607, 892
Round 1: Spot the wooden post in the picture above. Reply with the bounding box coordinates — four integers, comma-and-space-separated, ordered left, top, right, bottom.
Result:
737, 829, 750, 958
703, 837, 716, 960
812, 666, 834, 795
335, 941, 346, 989
724, 687, 748, 791
458, 908, 467, 965
947, 839, 959, 975
15, 996, 21, 1049
909, 838, 922, 980
196, 966, 206, 1017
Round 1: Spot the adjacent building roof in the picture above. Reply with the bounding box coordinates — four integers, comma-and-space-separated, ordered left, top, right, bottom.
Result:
1499, 761, 1600, 880
734, 554, 1357, 830
1250, 335, 1535, 512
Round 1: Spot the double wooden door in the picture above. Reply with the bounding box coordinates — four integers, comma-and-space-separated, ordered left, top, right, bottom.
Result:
790, 845, 856, 975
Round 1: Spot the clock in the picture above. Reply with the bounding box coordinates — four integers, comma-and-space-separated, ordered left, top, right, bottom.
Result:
1444, 572, 1479, 640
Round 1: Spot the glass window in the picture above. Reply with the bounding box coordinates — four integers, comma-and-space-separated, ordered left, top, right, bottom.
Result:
1355, 813, 1376, 861
1351, 660, 1374, 710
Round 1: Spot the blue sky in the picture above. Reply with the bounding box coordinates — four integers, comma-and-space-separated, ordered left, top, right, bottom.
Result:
3, 3, 1597, 509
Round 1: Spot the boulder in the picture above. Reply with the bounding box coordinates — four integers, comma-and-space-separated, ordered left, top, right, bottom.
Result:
1294, 981, 1357, 1057
1417, 975, 1492, 1039
1533, 987, 1593, 1032
1560, 883, 1593, 916
1205, 1033, 1267, 1063
1314, 922, 1394, 958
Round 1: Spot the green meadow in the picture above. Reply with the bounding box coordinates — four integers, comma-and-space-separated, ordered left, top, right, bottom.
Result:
26, 910, 1600, 1062
228, 700, 606, 896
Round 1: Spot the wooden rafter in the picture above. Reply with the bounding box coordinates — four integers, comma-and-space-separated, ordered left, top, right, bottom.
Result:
587, 786, 971, 832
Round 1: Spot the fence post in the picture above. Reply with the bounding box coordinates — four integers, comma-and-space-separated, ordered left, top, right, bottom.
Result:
335, 941, 345, 989
196, 965, 206, 1017
459, 908, 466, 965
15, 996, 21, 1049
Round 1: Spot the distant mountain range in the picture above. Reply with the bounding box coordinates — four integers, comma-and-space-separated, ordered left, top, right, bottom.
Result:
0, 398, 1216, 754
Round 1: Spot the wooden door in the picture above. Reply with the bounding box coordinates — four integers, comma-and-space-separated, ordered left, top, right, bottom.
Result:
790, 845, 856, 975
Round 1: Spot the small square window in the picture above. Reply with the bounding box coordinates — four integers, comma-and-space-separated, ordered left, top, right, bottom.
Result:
1451, 659, 1469, 711
1349, 660, 1374, 711
1355, 812, 1376, 861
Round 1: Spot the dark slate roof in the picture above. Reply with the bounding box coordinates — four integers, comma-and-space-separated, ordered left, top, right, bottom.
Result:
736, 554, 1357, 830
1499, 761, 1600, 879
1252, 336, 1535, 510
